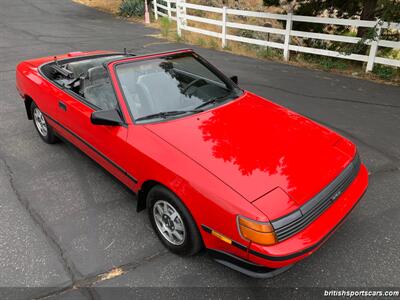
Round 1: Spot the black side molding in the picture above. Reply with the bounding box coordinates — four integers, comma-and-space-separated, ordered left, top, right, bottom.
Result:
43, 112, 138, 184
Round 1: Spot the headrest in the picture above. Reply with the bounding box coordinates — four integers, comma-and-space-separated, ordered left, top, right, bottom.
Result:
87, 66, 108, 83
65, 61, 96, 78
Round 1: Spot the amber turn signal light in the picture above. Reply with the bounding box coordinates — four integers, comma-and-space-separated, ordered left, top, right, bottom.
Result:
237, 216, 278, 246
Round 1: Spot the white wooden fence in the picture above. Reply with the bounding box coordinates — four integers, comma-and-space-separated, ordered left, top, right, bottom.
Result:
152, 0, 400, 72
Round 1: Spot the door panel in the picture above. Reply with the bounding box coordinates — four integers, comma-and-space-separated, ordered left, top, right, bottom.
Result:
53, 90, 137, 190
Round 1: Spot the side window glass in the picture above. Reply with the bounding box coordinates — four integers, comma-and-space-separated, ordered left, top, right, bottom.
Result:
82, 66, 117, 110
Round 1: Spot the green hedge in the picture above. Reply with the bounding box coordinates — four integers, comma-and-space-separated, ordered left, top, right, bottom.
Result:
119, 0, 145, 17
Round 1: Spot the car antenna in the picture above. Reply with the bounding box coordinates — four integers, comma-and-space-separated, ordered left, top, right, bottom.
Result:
54, 56, 59, 66
123, 48, 136, 56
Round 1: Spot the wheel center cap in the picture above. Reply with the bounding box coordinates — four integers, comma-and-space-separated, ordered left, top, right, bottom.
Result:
162, 214, 174, 229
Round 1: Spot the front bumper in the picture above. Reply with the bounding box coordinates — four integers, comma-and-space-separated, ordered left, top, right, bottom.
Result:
208, 249, 293, 278
203, 163, 368, 274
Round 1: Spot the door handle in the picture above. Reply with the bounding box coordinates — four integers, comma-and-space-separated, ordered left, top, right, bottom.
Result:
58, 101, 67, 111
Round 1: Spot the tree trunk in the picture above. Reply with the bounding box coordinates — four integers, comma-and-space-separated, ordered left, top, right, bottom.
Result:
357, 0, 378, 38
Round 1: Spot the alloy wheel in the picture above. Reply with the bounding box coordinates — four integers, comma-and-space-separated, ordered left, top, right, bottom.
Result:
153, 200, 186, 245
33, 107, 48, 137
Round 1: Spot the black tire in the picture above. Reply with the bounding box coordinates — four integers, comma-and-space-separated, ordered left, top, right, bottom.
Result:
147, 185, 203, 256
31, 102, 58, 144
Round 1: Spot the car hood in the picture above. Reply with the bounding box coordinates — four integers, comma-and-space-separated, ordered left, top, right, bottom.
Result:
145, 92, 354, 205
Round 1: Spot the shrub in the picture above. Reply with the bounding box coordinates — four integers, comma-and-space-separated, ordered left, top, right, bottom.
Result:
160, 17, 172, 37
372, 65, 397, 80
238, 29, 256, 39
256, 47, 281, 59
119, 0, 145, 17
319, 57, 348, 70
299, 54, 348, 70
263, 0, 280, 6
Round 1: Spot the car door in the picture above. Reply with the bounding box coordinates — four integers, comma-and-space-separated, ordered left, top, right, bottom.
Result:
52, 67, 138, 191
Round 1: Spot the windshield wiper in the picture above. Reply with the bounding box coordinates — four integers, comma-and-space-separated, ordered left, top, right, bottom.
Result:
194, 92, 234, 110
135, 110, 201, 122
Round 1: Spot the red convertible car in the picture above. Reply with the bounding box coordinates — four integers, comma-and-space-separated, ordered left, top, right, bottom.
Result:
16, 49, 368, 277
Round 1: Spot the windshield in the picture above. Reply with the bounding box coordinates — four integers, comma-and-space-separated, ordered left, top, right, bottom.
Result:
115, 52, 242, 122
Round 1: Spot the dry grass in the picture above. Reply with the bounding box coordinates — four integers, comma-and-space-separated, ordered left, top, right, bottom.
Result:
162, 27, 399, 85
72, 0, 122, 14
99, 267, 124, 281
73, 0, 146, 23
73, 0, 399, 85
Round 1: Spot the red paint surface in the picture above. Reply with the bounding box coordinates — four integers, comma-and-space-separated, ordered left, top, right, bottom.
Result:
16, 49, 368, 269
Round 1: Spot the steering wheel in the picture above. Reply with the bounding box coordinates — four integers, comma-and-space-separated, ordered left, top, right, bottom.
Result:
182, 78, 207, 95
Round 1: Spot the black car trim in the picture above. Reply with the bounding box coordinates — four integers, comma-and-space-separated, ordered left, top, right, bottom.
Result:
201, 188, 365, 262
201, 225, 213, 234
43, 112, 138, 184
207, 249, 293, 278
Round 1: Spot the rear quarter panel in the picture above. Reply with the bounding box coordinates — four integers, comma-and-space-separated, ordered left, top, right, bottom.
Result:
16, 51, 113, 117
16, 61, 60, 119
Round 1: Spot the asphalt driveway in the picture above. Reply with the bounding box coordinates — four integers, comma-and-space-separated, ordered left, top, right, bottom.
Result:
0, 0, 399, 299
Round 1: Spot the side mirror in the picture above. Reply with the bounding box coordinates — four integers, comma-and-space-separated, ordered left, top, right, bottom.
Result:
91, 109, 123, 126
230, 75, 238, 85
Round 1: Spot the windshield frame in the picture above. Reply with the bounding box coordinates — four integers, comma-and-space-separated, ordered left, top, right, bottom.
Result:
110, 50, 243, 125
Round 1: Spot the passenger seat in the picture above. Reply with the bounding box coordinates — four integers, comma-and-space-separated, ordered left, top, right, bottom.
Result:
83, 66, 117, 110
136, 72, 182, 112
